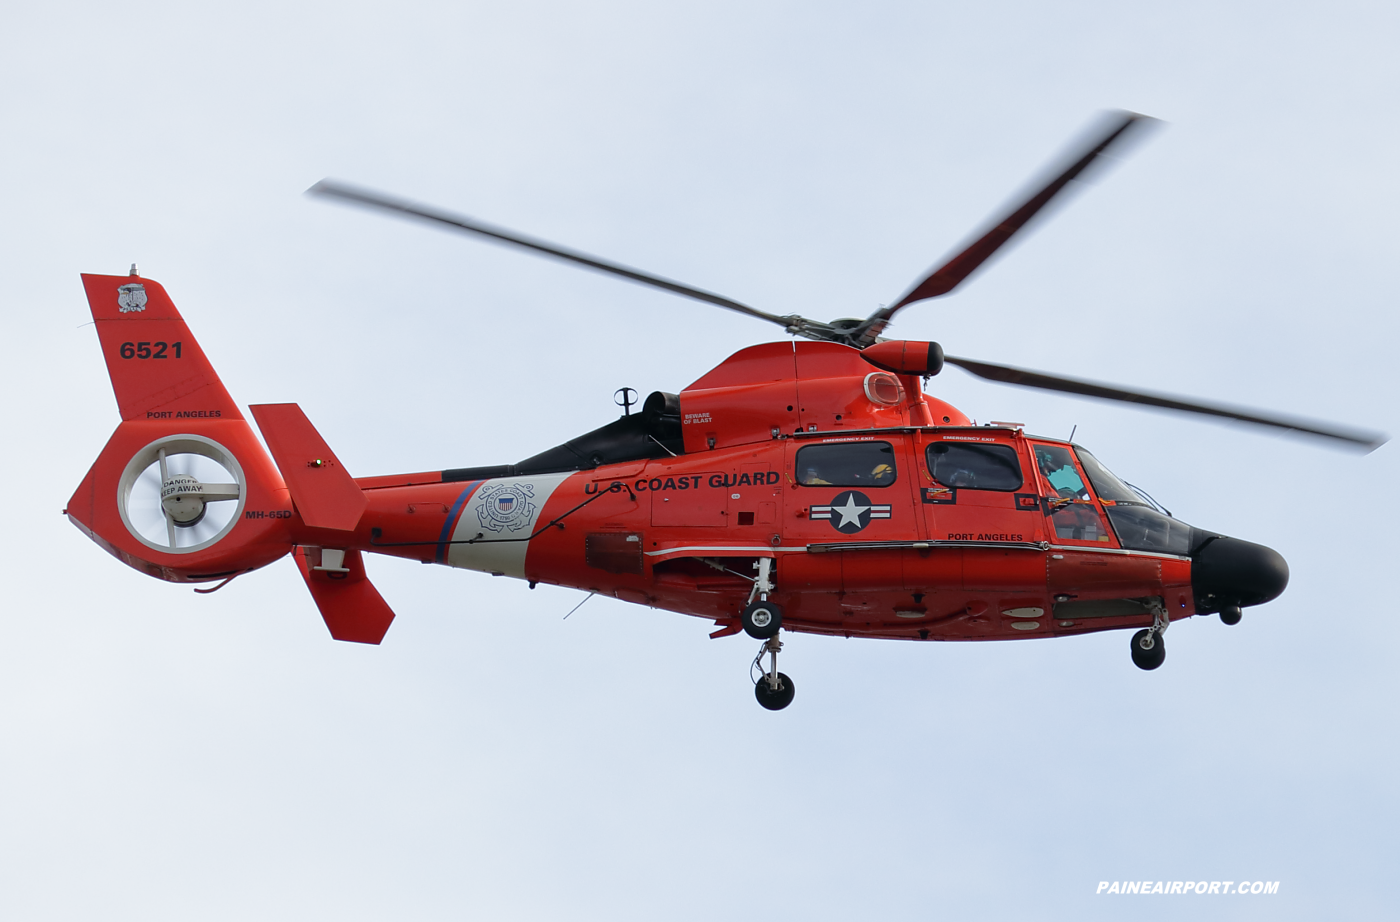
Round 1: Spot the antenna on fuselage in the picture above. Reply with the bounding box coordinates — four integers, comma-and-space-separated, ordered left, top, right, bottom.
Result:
614, 387, 638, 417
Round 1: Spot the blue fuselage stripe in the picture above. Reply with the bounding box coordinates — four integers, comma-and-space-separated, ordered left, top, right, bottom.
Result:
436, 480, 484, 564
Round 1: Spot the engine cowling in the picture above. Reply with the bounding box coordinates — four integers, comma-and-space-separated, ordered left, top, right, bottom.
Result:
860, 340, 945, 376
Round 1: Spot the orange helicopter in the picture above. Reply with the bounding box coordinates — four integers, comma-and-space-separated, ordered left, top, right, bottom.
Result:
67, 112, 1384, 710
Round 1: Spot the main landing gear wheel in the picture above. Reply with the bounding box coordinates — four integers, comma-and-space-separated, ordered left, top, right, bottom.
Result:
742, 601, 783, 639
755, 672, 796, 710
1130, 628, 1166, 671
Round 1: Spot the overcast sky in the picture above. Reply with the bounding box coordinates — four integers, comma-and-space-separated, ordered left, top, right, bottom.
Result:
3, 2, 1398, 919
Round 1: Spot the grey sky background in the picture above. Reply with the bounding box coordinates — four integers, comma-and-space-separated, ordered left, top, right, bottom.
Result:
3, 2, 1398, 919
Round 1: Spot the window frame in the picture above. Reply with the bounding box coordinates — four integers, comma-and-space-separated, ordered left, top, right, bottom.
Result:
923, 440, 1025, 492
1029, 440, 1118, 546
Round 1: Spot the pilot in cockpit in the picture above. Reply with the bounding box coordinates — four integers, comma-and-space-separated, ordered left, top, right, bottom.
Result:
1035, 446, 1088, 499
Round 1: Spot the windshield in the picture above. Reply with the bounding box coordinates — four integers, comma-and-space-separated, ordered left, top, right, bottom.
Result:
1073, 447, 1193, 555
1074, 447, 1142, 504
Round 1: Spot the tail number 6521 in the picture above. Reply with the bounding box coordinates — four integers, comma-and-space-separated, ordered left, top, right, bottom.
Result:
119, 341, 183, 359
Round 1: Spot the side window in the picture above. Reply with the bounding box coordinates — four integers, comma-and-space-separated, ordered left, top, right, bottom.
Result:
1033, 444, 1089, 500
1033, 443, 1111, 543
795, 441, 897, 487
925, 442, 1023, 491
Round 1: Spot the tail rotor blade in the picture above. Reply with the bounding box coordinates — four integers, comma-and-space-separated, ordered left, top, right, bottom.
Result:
128, 466, 169, 538
187, 516, 221, 545
135, 465, 161, 494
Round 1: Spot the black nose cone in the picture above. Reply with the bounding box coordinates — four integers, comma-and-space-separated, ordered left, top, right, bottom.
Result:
1191, 535, 1289, 612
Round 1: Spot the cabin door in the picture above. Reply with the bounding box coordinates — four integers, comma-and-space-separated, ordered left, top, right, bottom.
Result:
914, 433, 1045, 545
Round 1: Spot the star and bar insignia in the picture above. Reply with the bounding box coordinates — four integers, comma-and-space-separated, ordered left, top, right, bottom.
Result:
809, 490, 891, 534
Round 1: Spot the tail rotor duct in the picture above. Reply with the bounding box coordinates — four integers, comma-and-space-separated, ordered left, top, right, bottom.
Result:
118, 435, 247, 554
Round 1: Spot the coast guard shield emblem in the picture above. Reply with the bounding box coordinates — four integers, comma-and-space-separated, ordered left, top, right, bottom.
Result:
116, 282, 148, 313
477, 482, 538, 533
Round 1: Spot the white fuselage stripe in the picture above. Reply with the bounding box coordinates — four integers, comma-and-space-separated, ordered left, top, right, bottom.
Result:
446, 472, 572, 578
643, 542, 1190, 562
645, 545, 807, 557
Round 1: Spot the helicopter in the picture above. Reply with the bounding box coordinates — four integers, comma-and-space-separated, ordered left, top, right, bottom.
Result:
67, 111, 1384, 710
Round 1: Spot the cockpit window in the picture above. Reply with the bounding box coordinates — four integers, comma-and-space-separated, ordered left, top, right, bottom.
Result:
926, 442, 1022, 491
1102, 503, 1194, 555
1031, 443, 1110, 542
1074, 447, 1142, 505
1074, 447, 1193, 554
796, 441, 897, 487
1033, 444, 1089, 500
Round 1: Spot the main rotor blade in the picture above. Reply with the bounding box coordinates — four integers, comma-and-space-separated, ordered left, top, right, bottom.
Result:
859, 111, 1156, 346
309, 180, 796, 329
944, 356, 1388, 452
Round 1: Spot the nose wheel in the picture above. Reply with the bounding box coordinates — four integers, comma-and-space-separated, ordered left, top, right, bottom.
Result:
1130, 607, 1169, 671
752, 635, 795, 710
1130, 629, 1165, 670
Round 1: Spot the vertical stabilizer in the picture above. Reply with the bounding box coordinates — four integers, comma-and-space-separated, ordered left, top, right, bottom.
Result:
81, 273, 241, 422
68, 274, 289, 581
294, 547, 396, 644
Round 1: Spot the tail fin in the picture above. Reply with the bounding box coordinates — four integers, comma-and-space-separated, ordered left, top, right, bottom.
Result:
67, 273, 289, 581
69, 272, 399, 645
293, 547, 396, 644
82, 273, 241, 422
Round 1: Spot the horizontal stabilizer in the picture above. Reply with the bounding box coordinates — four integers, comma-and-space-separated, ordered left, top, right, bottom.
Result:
294, 547, 395, 644
249, 403, 367, 531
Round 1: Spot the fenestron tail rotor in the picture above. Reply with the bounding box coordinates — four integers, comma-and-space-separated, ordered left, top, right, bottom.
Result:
118, 436, 246, 553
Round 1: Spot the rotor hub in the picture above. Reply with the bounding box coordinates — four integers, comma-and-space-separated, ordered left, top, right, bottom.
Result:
161, 473, 208, 525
